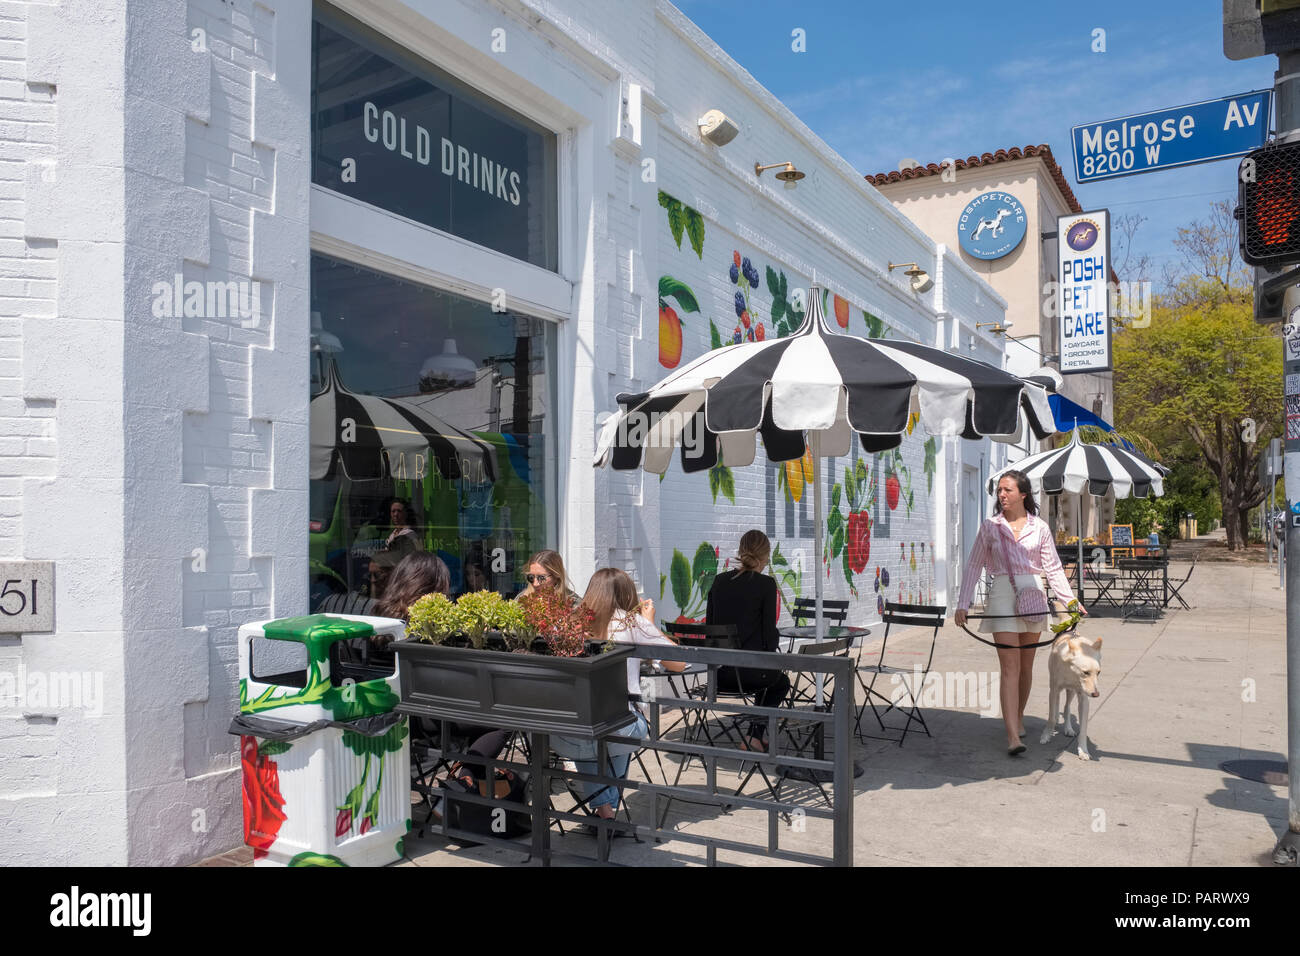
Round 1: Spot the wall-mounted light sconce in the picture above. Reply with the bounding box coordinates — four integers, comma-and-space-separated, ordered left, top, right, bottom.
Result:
976, 320, 1014, 335
754, 161, 805, 189
699, 109, 740, 146
887, 261, 934, 294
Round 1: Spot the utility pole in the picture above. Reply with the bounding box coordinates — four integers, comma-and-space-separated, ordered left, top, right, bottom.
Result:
1275, 53, 1300, 863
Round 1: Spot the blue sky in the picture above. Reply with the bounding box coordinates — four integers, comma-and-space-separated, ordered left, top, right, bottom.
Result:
673, 0, 1276, 284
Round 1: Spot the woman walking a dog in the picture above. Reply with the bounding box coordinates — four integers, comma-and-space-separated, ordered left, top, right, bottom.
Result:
954, 470, 1085, 755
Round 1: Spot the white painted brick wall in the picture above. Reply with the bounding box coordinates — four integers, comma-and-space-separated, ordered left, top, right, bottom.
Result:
2, 0, 1011, 864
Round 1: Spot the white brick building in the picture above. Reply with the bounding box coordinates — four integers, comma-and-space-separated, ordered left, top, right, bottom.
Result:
2, 0, 1015, 864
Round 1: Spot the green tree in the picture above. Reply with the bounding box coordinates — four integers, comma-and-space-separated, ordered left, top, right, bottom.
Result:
1113, 278, 1280, 550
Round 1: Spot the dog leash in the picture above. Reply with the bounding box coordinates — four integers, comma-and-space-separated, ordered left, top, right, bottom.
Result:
957, 600, 1082, 649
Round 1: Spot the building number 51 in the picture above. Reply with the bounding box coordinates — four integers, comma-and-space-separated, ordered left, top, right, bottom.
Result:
0, 579, 37, 616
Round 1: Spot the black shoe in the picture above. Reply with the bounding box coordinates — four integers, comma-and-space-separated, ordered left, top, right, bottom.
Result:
1008, 744, 1027, 756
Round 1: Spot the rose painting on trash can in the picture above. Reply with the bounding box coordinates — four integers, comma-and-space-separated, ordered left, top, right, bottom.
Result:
241, 735, 289, 860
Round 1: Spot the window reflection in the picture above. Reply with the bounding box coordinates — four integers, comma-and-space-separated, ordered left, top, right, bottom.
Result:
308, 254, 553, 612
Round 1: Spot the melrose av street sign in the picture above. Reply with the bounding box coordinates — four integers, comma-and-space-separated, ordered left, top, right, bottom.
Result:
1071, 91, 1272, 183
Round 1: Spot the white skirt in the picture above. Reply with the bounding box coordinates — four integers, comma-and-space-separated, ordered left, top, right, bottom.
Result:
978, 574, 1048, 634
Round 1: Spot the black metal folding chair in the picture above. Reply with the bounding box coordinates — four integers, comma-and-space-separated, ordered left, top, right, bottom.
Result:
856, 602, 944, 746
1166, 554, 1196, 610
1085, 548, 1122, 609
790, 598, 849, 626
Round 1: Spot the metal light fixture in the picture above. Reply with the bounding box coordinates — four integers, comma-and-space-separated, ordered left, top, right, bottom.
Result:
310, 310, 343, 353
976, 320, 1014, 335
419, 338, 478, 392
887, 261, 934, 294
755, 161, 805, 189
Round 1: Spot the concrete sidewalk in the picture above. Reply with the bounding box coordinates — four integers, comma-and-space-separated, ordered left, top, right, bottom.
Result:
200, 550, 1291, 867
397, 557, 1288, 867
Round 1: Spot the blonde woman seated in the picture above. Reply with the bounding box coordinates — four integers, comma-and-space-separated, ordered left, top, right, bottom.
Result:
551, 568, 687, 826
517, 549, 579, 602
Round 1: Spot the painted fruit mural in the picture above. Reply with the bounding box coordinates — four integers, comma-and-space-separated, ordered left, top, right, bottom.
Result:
658, 276, 699, 369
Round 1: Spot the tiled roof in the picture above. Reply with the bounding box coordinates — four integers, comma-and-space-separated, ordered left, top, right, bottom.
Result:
865, 145, 1082, 214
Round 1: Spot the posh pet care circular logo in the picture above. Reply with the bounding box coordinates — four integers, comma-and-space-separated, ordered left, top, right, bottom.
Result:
957, 192, 1028, 260
1066, 218, 1101, 252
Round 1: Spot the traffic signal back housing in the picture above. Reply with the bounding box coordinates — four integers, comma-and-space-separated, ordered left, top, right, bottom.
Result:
1238, 139, 1300, 267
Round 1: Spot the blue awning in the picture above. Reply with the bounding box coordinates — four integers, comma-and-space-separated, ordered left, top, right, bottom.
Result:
1048, 393, 1112, 432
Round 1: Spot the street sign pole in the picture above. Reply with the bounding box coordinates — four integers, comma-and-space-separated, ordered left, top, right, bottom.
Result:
1274, 50, 1300, 867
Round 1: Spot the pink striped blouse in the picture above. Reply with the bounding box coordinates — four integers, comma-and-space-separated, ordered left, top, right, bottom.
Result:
956, 513, 1077, 611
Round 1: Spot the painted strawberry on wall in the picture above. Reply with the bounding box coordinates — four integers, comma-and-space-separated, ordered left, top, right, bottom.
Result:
658, 275, 700, 369
242, 735, 289, 860
825, 456, 876, 597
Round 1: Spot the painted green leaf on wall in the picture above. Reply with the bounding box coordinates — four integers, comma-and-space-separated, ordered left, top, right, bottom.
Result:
659, 191, 685, 249
832, 523, 845, 559
684, 207, 705, 259
258, 739, 292, 757
831, 483, 842, 511
923, 437, 937, 493
670, 549, 691, 610
717, 466, 735, 503
827, 506, 843, 542
659, 573, 667, 601
658, 276, 700, 312
710, 320, 724, 350
766, 265, 781, 298
692, 541, 718, 598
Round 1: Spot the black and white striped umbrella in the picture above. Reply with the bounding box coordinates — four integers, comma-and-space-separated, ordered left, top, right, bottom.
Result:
594, 284, 1055, 473
310, 360, 497, 482
594, 282, 1055, 635
987, 429, 1166, 499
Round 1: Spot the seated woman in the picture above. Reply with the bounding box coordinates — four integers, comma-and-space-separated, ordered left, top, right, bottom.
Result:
371, 552, 511, 800
517, 549, 579, 602
705, 529, 791, 753
551, 568, 686, 827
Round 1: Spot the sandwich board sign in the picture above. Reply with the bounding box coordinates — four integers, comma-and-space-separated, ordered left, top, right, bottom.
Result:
1070, 91, 1272, 183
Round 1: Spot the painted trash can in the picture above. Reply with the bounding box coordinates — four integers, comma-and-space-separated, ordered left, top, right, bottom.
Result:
231, 614, 411, 867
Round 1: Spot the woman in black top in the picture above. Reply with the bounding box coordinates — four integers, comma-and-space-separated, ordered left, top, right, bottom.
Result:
706, 529, 791, 752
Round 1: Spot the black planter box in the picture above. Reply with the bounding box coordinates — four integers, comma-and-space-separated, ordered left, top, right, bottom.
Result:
391, 639, 636, 737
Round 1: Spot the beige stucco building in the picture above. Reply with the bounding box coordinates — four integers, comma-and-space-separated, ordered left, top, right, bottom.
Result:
868, 145, 1116, 539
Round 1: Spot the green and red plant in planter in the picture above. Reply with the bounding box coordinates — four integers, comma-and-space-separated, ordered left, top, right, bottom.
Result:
395, 587, 630, 736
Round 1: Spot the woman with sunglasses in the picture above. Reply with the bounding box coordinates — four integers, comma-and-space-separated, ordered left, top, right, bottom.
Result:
518, 549, 579, 601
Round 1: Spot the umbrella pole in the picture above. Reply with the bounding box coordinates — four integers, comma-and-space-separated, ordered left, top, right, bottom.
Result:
1077, 494, 1084, 601
812, 432, 825, 641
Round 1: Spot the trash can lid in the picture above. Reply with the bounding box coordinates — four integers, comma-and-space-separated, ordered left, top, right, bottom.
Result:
263, 614, 375, 655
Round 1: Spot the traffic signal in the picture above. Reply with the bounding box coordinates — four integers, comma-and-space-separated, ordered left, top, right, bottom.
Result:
1237, 139, 1300, 267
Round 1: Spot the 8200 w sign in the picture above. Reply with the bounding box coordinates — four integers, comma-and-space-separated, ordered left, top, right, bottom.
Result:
1071, 91, 1271, 183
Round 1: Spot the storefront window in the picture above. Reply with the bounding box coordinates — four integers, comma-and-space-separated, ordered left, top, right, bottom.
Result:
309, 254, 555, 610
311, 3, 559, 271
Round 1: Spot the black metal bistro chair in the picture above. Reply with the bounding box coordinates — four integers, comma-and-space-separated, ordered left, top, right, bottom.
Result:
856, 602, 944, 746
1084, 547, 1122, 609
1165, 553, 1196, 610
786, 598, 850, 706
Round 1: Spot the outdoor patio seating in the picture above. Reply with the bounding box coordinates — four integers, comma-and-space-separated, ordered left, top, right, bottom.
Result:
856, 602, 944, 746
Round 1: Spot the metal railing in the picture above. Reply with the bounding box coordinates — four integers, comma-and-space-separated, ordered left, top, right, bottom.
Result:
406, 643, 856, 866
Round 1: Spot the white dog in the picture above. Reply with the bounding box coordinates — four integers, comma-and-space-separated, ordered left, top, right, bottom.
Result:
971, 207, 1011, 241
1039, 634, 1103, 760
